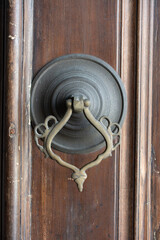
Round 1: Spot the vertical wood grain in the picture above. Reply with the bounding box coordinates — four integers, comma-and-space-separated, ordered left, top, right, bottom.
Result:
32, 1, 122, 239
152, 0, 160, 239
2, 0, 33, 239
134, 0, 154, 239
0, 0, 5, 238
2, 0, 157, 239
3, 1, 23, 238
119, 0, 137, 239
20, 0, 33, 239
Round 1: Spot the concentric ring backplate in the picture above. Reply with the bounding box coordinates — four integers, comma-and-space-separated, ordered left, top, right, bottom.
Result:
31, 54, 127, 154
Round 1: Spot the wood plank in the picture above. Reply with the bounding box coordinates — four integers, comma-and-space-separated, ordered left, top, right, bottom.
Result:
31, 0, 121, 239
2, 0, 33, 239
134, 0, 154, 239
3, 1, 23, 238
152, 0, 160, 238
20, 0, 33, 239
119, 0, 137, 239
0, 0, 5, 238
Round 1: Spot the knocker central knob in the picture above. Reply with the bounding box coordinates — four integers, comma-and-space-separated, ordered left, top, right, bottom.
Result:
69, 95, 91, 113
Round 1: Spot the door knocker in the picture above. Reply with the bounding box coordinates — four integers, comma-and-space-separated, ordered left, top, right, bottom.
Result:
31, 54, 127, 192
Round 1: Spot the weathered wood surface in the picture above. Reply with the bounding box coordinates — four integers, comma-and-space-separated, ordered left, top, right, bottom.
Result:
2, 0, 33, 239
2, 0, 158, 239
31, 0, 135, 239
134, 0, 154, 239
119, 0, 137, 239
152, 0, 160, 239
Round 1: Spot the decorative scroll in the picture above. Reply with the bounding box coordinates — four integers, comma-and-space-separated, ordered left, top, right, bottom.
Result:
34, 97, 121, 192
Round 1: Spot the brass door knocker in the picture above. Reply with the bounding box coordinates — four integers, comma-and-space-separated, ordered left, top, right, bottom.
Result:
31, 54, 127, 192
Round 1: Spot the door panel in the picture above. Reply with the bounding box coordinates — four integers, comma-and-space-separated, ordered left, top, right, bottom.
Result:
1, 0, 156, 239
32, 1, 121, 239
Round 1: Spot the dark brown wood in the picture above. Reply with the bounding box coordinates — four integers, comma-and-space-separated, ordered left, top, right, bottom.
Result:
32, 0, 122, 239
20, 1, 33, 239
2, 0, 33, 239
119, 0, 137, 239
152, 0, 160, 239
134, 0, 154, 239
3, 1, 23, 238
0, 1, 5, 238
2, 0, 158, 239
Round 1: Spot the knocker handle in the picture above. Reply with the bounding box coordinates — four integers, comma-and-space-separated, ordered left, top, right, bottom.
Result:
34, 96, 121, 192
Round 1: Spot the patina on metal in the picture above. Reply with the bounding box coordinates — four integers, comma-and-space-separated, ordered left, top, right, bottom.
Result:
34, 96, 121, 192
31, 54, 127, 192
31, 54, 127, 154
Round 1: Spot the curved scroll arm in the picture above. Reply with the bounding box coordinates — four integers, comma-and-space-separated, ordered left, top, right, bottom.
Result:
34, 97, 121, 192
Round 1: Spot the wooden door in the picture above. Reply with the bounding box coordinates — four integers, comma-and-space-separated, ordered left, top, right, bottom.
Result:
1, 0, 158, 239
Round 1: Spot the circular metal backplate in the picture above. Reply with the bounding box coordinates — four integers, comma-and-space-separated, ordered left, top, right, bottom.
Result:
31, 54, 127, 154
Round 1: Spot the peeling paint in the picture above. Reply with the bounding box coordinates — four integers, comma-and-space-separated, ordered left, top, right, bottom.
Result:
9, 123, 16, 138
8, 35, 16, 40
145, 201, 150, 205
28, 117, 31, 126
12, 179, 20, 183
68, 178, 74, 181
8, 179, 20, 183
9, 22, 16, 26
152, 146, 160, 174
